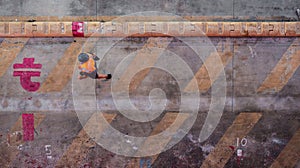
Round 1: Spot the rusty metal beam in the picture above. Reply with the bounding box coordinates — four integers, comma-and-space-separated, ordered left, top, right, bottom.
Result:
0, 21, 299, 37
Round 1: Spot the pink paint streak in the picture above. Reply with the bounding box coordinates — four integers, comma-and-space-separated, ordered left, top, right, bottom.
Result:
229, 145, 235, 151
22, 113, 34, 141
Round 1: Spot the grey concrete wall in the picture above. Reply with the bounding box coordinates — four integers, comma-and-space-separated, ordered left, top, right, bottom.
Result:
1, 1, 300, 167
0, 0, 299, 20
0, 37, 299, 113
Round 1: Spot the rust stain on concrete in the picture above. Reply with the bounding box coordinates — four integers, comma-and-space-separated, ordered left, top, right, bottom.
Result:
113, 37, 172, 92
128, 112, 190, 167
257, 38, 300, 93
56, 113, 116, 167
269, 128, 300, 168
184, 40, 233, 92
0, 38, 29, 78
200, 113, 262, 168
38, 38, 86, 93
1, 113, 46, 167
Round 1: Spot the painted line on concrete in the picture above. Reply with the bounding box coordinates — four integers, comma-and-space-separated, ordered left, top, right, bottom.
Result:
55, 113, 116, 167
38, 38, 87, 93
184, 40, 233, 92
127, 112, 190, 167
5, 113, 45, 167
0, 38, 29, 78
113, 37, 172, 92
269, 128, 300, 168
257, 38, 300, 93
200, 113, 262, 168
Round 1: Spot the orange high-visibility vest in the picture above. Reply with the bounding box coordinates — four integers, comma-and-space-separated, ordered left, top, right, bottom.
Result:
79, 55, 96, 73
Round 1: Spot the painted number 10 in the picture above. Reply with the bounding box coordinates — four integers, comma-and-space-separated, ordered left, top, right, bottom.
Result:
236, 137, 247, 147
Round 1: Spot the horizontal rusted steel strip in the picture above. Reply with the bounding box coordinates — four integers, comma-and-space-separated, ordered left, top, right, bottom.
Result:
0, 21, 299, 37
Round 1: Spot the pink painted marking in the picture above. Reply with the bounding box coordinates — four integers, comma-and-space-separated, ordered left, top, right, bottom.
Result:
13, 58, 42, 69
13, 71, 41, 92
72, 22, 84, 37
22, 113, 34, 141
229, 145, 235, 151
13, 58, 42, 92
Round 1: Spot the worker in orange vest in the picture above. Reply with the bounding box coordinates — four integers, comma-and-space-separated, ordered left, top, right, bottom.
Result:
77, 53, 111, 80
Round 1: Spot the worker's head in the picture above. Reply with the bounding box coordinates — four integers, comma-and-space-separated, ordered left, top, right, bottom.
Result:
78, 53, 89, 63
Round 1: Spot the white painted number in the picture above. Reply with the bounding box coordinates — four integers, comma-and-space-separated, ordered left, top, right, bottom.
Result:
236, 137, 247, 147
45, 145, 51, 155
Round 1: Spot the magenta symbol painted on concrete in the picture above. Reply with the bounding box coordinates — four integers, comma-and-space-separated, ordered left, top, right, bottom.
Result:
13, 58, 42, 92
22, 113, 34, 141
72, 22, 84, 37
